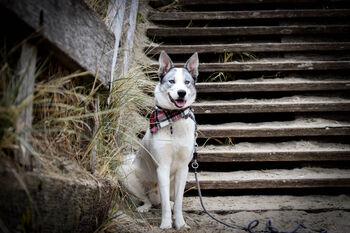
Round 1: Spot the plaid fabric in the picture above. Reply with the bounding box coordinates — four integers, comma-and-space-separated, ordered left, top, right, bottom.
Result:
150, 105, 195, 133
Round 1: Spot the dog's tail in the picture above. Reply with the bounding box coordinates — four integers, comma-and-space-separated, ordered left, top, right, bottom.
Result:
123, 153, 136, 166
117, 153, 136, 179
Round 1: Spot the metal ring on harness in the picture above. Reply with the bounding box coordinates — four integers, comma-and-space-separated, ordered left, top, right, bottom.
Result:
191, 161, 199, 169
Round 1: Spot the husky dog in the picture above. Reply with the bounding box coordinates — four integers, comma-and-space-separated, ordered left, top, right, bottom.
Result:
119, 51, 198, 229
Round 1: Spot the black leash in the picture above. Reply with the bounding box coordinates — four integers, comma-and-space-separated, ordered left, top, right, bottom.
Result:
191, 151, 327, 233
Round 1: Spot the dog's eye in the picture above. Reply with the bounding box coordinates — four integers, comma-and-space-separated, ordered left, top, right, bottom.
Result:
185, 80, 190, 85
169, 80, 175, 84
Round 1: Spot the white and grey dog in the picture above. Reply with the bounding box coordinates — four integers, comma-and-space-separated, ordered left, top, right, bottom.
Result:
119, 51, 198, 229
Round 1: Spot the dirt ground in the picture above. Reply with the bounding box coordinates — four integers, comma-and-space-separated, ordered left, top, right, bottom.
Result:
112, 208, 350, 233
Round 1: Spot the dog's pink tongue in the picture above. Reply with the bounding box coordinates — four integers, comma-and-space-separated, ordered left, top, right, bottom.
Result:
175, 100, 186, 107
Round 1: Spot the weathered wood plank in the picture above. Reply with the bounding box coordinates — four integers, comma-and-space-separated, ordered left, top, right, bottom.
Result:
198, 141, 350, 162
122, 0, 139, 73
186, 168, 350, 190
199, 150, 350, 162
196, 79, 350, 93
197, 61, 350, 72
15, 43, 37, 168
150, 61, 350, 72
0, 0, 115, 85
193, 97, 350, 114
147, 25, 350, 38
198, 126, 350, 138
158, 0, 348, 5
88, 97, 100, 174
106, 0, 126, 104
147, 42, 350, 54
183, 195, 350, 212
149, 9, 350, 21
0, 161, 117, 233
197, 118, 350, 138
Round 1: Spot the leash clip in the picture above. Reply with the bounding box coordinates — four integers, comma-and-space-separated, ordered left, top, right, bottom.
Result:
191, 160, 199, 169
192, 151, 199, 169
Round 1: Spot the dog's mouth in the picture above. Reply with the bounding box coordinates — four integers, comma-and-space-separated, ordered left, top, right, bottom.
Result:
168, 93, 186, 108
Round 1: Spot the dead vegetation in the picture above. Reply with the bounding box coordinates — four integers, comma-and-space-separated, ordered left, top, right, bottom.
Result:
0, 24, 154, 233
1, 43, 153, 175
0, 1, 161, 232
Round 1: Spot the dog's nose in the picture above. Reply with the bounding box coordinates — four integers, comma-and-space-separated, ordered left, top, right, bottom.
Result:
177, 90, 186, 98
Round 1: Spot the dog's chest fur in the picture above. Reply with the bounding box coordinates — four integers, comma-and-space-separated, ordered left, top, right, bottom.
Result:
149, 117, 195, 170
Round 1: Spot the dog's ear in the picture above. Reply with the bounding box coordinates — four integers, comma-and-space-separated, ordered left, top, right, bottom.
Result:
184, 52, 199, 80
158, 51, 174, 81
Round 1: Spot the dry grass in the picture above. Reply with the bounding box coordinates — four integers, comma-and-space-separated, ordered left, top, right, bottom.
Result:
88, 2, 162, 232
0, 41, 155, 229
1, 43, 153, 181
0, 3, 157, 229
1, 1, 158, 231
205, 51, 259, 82
84, 0, 109, 20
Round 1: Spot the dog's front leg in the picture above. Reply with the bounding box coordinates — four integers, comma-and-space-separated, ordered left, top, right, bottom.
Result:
157, 166, 172, 229
173, 166, 189, 229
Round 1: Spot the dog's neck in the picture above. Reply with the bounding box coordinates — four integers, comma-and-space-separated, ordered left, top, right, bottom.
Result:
155, 105, 189, 111
150, 105, 194, 134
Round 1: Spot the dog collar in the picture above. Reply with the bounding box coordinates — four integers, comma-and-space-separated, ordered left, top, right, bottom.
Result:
149, 105, 195, 134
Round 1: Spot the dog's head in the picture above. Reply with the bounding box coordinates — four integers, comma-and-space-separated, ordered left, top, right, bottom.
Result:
154, 51, 198, 110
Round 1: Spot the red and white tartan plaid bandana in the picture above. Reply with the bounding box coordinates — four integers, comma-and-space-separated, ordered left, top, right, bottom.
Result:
150, 105, 195, 134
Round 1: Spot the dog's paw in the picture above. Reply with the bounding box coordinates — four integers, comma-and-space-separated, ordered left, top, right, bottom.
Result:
159, 219, 172, 229
136, 203, 151, 213
175, 218, 189, 230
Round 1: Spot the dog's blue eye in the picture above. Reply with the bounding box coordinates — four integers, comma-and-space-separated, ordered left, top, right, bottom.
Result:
185, 80, 190, 85
169, 80, 175, 84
